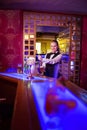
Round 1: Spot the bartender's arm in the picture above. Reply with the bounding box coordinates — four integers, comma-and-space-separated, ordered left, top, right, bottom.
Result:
42, 53, 62, 64
38, 53, 62, 66
49, 54, 62, 64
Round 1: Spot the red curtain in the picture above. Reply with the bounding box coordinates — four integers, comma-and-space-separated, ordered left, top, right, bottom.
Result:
0, 10, 23, 71
80, 16, 87, 89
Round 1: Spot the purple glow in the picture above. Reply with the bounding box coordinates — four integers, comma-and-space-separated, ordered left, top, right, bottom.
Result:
31, 80, 87, 130
0, 72, 47, 81
0, 73, 87, 130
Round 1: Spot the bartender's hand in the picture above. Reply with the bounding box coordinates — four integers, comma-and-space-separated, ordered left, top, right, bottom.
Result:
40, 66, 45, 73
38, 55, 42, 61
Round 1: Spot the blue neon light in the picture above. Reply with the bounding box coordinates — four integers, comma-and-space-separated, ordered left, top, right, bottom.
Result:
0, 72, 87, 130
31, 80, 87, 130
0, 72, 47, 81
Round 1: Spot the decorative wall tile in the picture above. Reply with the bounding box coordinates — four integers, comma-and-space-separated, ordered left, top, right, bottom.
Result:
0, 10, 23, 70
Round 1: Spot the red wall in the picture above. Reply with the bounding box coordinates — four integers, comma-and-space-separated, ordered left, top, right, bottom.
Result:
80, 16, 87, 89
0, 10, 23, 71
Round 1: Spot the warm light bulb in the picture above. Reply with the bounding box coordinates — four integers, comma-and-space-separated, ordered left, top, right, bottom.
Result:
24, 34, 28, 40
30, 34, 34, 38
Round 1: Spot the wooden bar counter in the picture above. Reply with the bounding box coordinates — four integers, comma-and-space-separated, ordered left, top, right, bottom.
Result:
0, 73, 87, 130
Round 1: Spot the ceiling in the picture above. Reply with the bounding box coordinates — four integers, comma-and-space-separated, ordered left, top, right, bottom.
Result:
0, 0, 87, 15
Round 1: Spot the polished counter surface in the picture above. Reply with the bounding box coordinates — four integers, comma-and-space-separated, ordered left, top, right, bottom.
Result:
0, 73, 87, 130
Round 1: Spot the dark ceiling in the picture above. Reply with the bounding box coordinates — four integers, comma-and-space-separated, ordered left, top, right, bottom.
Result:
0, 0, 87, 15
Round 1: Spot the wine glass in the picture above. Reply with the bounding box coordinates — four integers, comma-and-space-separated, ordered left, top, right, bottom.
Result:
18, 64, 23, 73
27, 57, 35, 79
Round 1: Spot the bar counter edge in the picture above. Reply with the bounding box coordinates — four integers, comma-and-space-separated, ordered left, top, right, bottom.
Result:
0, 73, 87, 130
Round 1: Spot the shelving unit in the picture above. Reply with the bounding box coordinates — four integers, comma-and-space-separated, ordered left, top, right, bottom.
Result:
58, 28, 70, 80
69, 18, 81, 85
23, 15, 36, 59
23, 12, 82, 85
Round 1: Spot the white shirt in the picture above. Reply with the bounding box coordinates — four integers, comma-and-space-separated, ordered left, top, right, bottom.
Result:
42, 53, 62, 67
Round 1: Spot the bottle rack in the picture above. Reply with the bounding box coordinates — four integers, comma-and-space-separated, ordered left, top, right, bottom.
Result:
23, 12, 82, 85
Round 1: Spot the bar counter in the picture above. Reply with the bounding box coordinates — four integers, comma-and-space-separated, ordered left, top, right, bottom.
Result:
0, 73, 87, 130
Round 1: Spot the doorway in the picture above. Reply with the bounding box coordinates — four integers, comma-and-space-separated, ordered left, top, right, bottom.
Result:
36, 25, 70, 54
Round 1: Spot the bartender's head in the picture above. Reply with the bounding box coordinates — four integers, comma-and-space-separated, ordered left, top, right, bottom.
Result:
50, 40, 60, 53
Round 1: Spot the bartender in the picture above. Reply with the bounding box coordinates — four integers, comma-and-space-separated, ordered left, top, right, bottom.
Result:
38, 40, 62, 78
